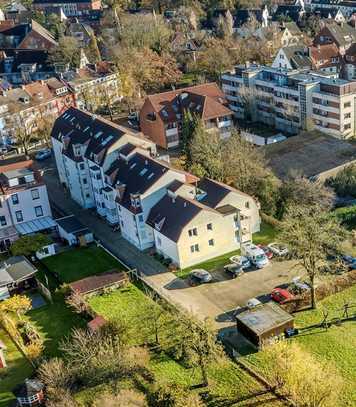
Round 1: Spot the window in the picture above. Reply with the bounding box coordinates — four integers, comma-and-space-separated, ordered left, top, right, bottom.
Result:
15, 210, 23, 222
12, 194, 19, 205
138, 215, 144, 222
207, 223, 213, 231
0, 216, 6, 226
83, 178, 87, 184
190, 244, 199, 253
157, 237, 162, 246
188, 228, 198, 237
79, 163, 85, 170
31, 189, 39, 200
208, 239, 215, 246
245, 201, 250, 209
118, 206, 121, 212
345, 123, 351, 130
86, 193, 90, 198
344, 102, 351, 108
344, 113, 351, 119
35, 206, 43, 217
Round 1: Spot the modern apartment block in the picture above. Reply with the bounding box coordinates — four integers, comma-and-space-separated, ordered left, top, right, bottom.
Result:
222, 64, 356, 139
52, 108, 261, 267
0, 159, 54, 252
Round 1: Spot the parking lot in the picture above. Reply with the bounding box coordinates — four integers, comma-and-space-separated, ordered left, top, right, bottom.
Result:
160, 259, 307, 329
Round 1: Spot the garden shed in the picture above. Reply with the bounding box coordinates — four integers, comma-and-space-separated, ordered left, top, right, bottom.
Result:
235, 302, 294, 349
56, 215, 94, 246
69, 271, 128, 296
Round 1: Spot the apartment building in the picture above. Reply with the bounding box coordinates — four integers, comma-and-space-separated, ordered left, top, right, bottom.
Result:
0, 159, 54, 252
33, 0, 101, 17
139, 83, 233, 149
51, 107, 156, 210
147, 178, 260, 268
222, 64, 356, 139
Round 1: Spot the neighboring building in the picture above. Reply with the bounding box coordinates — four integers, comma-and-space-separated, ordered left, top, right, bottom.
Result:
33, 0, 101, 17
147, 178, 260, 268
66, 20, 94, 47
306, 0, 356, 17
13, 379, 45, 407
139, 83, 233, 149
0, 20, 57, 50
0, 159, 54, 251
313, 21, 356, 54
51, 107, 156, 210
69, 272, 127, 296
56, 214, 94, 246
222, 64, 356, 138
272, 45, 311, 70
61, 61, 121, 111
235, 302, 294, 348
279, 21, 304, 46
0, 255, 38, 298
313, 7, 346, 23
273, 4, 305, 24
0, 78, 75, 143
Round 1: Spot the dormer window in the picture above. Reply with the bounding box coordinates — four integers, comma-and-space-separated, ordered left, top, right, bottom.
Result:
74, 145, 81, 157
130, 194, 141, 209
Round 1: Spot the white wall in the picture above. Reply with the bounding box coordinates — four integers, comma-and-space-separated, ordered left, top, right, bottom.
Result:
51, 137, 67, 186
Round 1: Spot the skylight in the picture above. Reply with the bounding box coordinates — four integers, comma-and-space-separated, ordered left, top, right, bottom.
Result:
147, 172, 154, 180
129, 163, 137, 169
139, 168, 148, 176
94, 131, 103, 139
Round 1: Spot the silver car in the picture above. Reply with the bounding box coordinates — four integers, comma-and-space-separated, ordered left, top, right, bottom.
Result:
190, 269, 212, 285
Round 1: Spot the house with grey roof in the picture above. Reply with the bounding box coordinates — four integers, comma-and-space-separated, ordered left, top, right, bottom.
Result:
146, 178, 260, 268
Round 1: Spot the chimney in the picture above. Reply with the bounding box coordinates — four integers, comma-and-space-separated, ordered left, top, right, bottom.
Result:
116, 184, 126, 200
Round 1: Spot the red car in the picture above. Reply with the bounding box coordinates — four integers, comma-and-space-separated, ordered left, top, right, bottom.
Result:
257, 245, 273, 259
271, 288, 294, 304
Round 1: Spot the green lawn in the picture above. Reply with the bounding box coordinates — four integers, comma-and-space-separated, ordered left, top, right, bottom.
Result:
333, 205, 356, 230
26, 291, 86, 357
87, 284, 278, 405
0, 330, 33, 407
252, 221, 279, 245
246, 285, 356, 406
42, 246, 126, 284
175, 222, 279, 279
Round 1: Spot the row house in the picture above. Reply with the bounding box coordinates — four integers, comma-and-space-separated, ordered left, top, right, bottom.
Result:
0, 78, 75, 144
222, 64, 356, 139
33, 0, 101, 17
0, 159, 54, 252
51, 108, 261, 267
51, 107, 156, 210
61, 61, 121, 112
306, 0, 356, 17
139, 83, 233, 149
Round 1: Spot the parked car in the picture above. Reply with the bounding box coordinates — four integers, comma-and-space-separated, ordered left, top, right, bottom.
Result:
224, 263, 244, 278
271, 287, 294, 304
243, 243, 269, 268
290, 277, 310, 294
342, 255, 356, 270
229, 255, 251, 269
35, 148, 51, 161
268, 243, 289, 257
257, 244, 273, 259
246, 298, 262, 309
189, 269, 212, 285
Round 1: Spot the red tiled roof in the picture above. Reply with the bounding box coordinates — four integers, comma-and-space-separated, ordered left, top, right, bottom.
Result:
0, 159, 33, 173
69, 271, 127, 295
146, 83, 232, 123
310, 44, 340, 68
23, 81, 54, 101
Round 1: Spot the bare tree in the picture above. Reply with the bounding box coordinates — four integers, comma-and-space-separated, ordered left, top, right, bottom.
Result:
65, 291, 88, 314
93, 389, 147, 407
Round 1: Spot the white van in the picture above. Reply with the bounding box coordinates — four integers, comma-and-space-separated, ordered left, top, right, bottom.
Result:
243, 243, 269, 269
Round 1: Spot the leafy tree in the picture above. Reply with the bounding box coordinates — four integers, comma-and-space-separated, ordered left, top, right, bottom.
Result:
263, 341, 343, 407
11, 233, 51, 257
187, 122, 224, 181
280, 204, 346, 308
35, 115, 55, 147
277, 177, 335, 220
172, 316, 224, 386
180, 110, 197, 158
326, 163, 356, 198
0, 295, 31, 320
49, 36, 81, 67
86, 33, 101, 63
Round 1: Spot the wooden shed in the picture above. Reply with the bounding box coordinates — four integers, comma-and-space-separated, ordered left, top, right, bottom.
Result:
235, 302, 294, 349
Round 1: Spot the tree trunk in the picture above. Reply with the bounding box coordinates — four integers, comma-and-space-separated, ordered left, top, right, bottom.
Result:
310, 275, 316, 309
200, 359, 208, 387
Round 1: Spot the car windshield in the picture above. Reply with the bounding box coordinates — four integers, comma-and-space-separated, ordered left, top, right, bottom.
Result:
256, 254, 266, 261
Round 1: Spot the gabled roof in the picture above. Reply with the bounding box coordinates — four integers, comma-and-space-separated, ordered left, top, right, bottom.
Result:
106, 152, 172, 211
280, 45, 311, 69
145, 83, 232, 123
310, 43, 340, 67
283, 21, 302, 36
146, 194, 203, 242
197, 178, 230, 208
321, 21, 356, 47
51, 108, 140, 165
